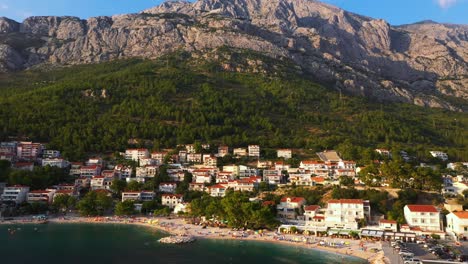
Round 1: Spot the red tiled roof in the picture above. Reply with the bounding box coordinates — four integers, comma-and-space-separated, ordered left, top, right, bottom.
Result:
311, 176, 325, 183
81, 165, 100, 170
280, 197, 306, 203
328, 199, 364, 204
29, 190, 51, 194
160, 182, 177, 185
210, 184, 227, 189
304, 205, 320, 211
313, 216, 325, 220
453, 211, 468, 219
262, 201, 275, 206
406, 204, 438, 213
301, 160, 323, 165
162, 194, 183, 198
56, 190, 74, 194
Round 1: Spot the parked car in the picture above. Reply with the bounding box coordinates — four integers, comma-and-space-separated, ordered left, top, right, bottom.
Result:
403, 259, 421, 264
400, 252, 415, 258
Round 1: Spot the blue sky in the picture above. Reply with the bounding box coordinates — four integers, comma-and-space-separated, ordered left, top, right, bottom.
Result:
0, 0, 466, 25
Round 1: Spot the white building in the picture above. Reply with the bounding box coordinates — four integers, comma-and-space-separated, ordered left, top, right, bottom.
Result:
90, 176, 112, 190
404, 205, 442, 232
379, 219, 398, 232
375, 149, 392, 158
446, 211, 468, 240
226, 177, 260, 192
233, 148, 248, 157
16, 142, 43, 161
430, 151, 448, 161
1, 185, 30, 204
125, 149, 150, 161
43, 150, 61, 159
80, 165, 101, 178
277, 149, 292, 159
303, 205, 321, 221
209, 184, 227, 197
192, 169, 213, 184
277, 197, 306, 220
248, 145, 260, 157
217, 146, 229, 157
27, 190, 55, 204
151, 152, 167, 163
263, 170, 282, 185
42, 158, 69, 168
121, 191, 155, 202
324, 199, 371, 229
162, 194, 183, 209
203, 155, 217, 167
187, 153, 202, 163
174, 203, 189, 214
159, 182, 177, 193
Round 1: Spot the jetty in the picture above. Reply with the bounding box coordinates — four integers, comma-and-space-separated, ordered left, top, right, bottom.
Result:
158, 236, 195, 244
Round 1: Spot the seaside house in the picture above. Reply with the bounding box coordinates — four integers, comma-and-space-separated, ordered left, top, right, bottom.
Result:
379, 219, 398, 232
174, 203, 189, 214
277, 197, 306, 220
27, 190, 55, 204
403, 205, 442, 232
121, 191, 155, 202
446, 211, 468, 240
324, 199, 371, 229
1, 185, 30, 204
303, 205, 321, 221
162, 194, 184, 209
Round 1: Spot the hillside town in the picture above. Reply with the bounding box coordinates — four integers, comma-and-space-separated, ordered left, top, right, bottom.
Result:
1, 141, 468, 261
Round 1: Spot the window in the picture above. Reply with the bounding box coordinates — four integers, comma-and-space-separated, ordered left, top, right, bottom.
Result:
464, 227, 468, 231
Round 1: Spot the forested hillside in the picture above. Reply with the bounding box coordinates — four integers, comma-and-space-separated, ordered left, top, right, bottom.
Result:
0, 50, 466, 161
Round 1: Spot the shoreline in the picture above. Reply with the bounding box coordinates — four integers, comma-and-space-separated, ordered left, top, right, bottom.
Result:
2, 216, 386, 263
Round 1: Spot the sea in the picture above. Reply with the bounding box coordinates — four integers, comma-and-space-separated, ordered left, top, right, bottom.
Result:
0, 224, 367, 264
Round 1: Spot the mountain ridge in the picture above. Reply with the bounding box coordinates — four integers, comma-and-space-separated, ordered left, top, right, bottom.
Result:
0, 0, 467, 110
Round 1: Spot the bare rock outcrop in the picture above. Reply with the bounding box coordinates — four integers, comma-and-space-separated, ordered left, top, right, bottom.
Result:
0, 0, 466, 110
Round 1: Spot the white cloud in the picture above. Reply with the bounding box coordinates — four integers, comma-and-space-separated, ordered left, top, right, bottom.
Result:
436, 0, 459, 8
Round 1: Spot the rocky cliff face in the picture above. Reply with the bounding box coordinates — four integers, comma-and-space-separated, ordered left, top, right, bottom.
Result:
0, 0, 466, 110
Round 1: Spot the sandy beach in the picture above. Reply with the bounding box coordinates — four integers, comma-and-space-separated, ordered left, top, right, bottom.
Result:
1, 216, 387, 264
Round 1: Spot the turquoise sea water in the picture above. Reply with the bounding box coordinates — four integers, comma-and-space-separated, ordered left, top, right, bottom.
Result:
0, 224, 366, 264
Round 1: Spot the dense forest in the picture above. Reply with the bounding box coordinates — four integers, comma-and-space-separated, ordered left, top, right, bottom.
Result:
0, 49, 467, 161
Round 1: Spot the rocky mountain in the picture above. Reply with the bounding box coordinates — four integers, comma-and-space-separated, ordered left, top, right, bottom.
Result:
0, 0, 467, 110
